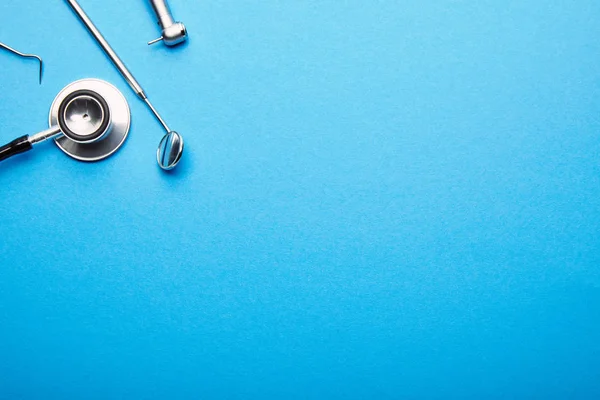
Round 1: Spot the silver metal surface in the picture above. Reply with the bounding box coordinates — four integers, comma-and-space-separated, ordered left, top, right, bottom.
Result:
29, 126, 61, 145
150, 0, 175, 28
157, 131, 184, 170
29, 91, 110, 146
0, 41, 44, 84
148, 0, 187, 46
50, 79, 130, 162
63, 95, 106, 141
143, 97, 170, 132
66, 0, 185, 170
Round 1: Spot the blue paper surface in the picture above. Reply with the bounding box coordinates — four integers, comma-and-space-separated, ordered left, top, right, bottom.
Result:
1, 1, 600, 398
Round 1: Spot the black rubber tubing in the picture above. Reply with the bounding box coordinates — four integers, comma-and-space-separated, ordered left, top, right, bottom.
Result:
0, 135, 32, 162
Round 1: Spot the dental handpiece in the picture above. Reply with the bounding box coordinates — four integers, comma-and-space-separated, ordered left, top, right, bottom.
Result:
65, 0, 184, 170
148, 0, 188, 46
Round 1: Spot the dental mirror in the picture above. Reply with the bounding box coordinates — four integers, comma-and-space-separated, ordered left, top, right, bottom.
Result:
157, 131, 184, 170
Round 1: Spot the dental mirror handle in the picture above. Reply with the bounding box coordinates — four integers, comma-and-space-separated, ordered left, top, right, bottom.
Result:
66, 0, 146, 100
0, 126, 61, 162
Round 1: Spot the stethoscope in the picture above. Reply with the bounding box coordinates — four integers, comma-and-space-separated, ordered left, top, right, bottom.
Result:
0, 78, 130, 163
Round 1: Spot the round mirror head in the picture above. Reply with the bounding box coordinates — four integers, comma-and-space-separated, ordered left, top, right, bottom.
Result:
64, 95, 105, 139
157, 131, 184, 170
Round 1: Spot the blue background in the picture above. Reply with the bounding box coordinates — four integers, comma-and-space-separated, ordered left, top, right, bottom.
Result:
1, 0, 600, 398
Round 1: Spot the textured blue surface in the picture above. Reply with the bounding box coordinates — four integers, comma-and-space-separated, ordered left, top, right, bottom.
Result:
1, 1, 600, 398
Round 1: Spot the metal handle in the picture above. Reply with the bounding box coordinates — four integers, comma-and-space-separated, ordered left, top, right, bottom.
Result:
65, 0, 146, 99
150, 0, 175, 29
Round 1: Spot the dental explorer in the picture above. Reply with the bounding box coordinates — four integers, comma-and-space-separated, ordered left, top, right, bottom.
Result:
147, 0, 188, 47
0, 42, 43, 84
65, 0, 184, 170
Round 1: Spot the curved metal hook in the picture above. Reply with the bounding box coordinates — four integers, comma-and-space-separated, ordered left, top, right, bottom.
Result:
0, 41, 44, 84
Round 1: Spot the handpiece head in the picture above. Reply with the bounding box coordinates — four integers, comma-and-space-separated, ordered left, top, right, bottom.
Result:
163, 22, 187, 46
157, 130, 184, 170
149, 23, 187, 47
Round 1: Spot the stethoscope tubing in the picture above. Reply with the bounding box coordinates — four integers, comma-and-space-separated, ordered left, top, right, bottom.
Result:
0, 135, 33, 162
0, 126, 62, 162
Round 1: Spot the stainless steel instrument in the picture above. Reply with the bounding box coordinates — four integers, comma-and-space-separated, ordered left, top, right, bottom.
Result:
148, 0, 188, 47
65, 0, 184, 171
0, 41, 44, 84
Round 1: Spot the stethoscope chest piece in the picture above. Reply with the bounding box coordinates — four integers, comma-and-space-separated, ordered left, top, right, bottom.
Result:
0, 78, 130, 164
50, 78, 130, 161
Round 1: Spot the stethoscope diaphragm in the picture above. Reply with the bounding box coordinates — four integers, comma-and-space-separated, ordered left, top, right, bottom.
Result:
51, 79, 130, 162
58, 89, 111, 144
